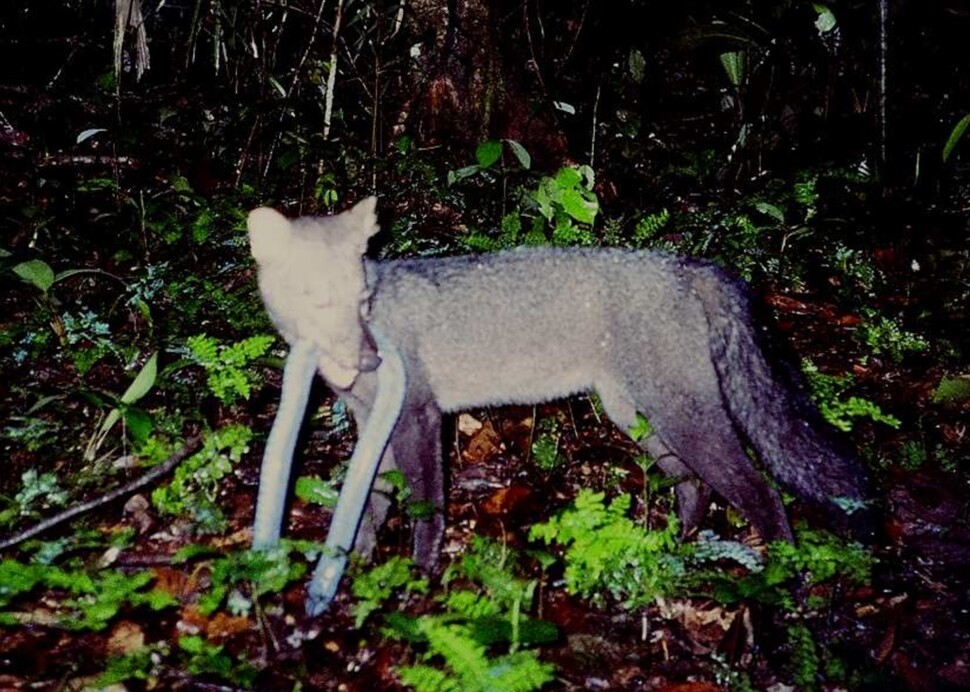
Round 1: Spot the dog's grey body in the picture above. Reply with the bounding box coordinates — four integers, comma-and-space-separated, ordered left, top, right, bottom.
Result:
249, 198, 873, 575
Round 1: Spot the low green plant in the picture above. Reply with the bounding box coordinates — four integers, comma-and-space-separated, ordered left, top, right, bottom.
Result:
151, 424, 252, 533
530, 489, 684, 610
2, 413, 58, 455
0, 558, 176, 630
896, 437, 961, 474
178, 634, 258, 687
5, 254, 137, 373
803, 362, 900, 432
351, 554, 428, 628
352, 538, 556, 692
98, 645, 165, 687
185, 333, 275, 405
7, 469, 69, 521
931, 375, 970, 407
526, 166, 599, 246
698, 528, 873, 687
85, 351, 159, 460
626, 413, 683, 529
448, 138, 531, 186
900, 439, 929, 471
694, 527, 872, 610
530, 416, 565, 470
183, 542, 309, 616
633, 208, 671, 245
787, 620, 821, 688
60, 309, 134, 374
859, 310, 929, 362
397, 618, 555, 692
943, 112, 970, 163
531, 479, 873, 687
831, 244, 880, 292
462, 162, 600, 251
294, 474, 342, 508
94, 543, 306, 687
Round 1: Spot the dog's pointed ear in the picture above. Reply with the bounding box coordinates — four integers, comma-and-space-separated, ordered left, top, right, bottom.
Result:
247, 207, 292, 263
348, 196, 380, 244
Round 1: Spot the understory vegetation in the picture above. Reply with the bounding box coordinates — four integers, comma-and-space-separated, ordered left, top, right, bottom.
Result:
2, 0, 969, 689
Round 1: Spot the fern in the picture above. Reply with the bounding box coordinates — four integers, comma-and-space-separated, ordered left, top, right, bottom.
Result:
151, 424, 253, 533
633, 208, 671, 243
398, 619, 554, 692
186, 333, 275, 405
351, 556, 428, 628
803, 361, 900, 431
530, 489, 684, 609
356, 538, 556, 690
787, 621, 821, 688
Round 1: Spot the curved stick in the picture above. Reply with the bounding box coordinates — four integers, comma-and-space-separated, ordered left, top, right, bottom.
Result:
0, 435, 203, 551
306, 327, 406, 615
252, 339, 320, 550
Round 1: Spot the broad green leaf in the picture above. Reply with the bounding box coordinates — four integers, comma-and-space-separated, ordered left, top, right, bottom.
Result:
88, 354, 158, 460
178, 635, 207, 654
54, 267, 126, 288
121, 353, 158, 405
475, 140, 503, 169
813, 4, 837, 34
628, 413, 653, 442
295, 475, 339, 507
93, 408, 122, 449
720, 51, 745, 87
13, 259, 54, 293
26, 394, 63, 415
943, 113, 970, 162
268, 76, 286, 97
560, 189, 597, 225
122, 407, 154, 442
504, 139, 531, 169
76, 128, 107, 144
554, 166, 582, 189
754, 201, 786, 223
448, 165, 480, 186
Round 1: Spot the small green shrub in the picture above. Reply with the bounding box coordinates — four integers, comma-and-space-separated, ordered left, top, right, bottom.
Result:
151, 424, 252, 533
530, 489, 684, 610
351, 554, 428, 628
187, 543, 308, 616
859, 310, 929, 362
803, 362, 900, 432
0, 559, 176, 630
398, 618, 555, 692
633, 208, 671, 245
530, 416, 565, 470
178, 635, 258, 687
9, 469, 69, 520
352, 538, 556, 692
531, 482, 873, 687
527, 166, 599, 246
185, 334, 275, 405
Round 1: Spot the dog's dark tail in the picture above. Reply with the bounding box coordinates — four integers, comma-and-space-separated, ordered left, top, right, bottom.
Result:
690, 264, 877, 542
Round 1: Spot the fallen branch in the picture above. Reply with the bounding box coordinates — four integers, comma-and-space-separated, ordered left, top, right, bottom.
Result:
0, 435, 203, 551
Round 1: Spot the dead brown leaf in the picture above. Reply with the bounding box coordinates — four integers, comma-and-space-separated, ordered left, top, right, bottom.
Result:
106, 620, 146, 656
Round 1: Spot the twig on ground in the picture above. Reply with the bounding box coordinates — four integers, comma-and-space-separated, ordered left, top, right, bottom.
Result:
0, 434, 204, 551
